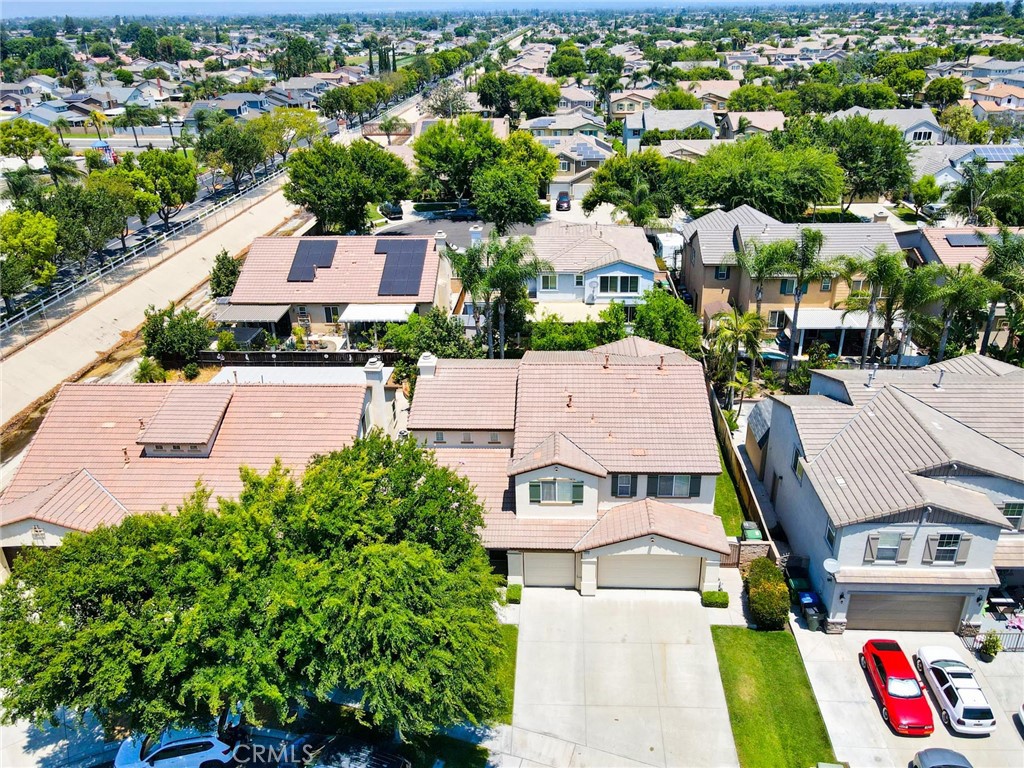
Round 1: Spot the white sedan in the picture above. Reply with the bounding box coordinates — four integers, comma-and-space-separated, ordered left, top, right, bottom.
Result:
915, 646, 997, 734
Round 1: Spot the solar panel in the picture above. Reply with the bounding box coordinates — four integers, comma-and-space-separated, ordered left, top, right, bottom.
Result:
945, 233, 985, 247
376, 239, 427, 296
287, 240, 336, 282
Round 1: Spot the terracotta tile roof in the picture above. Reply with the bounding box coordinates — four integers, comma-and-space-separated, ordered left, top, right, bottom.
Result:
509, 432, 608, 477
918, 227, 1023, 270
994, 535, 1024, 568
1, 383, 366, 532
229, 236, 440, 305
573, 498, 730, 554
138, 386, 233, 445
590, 337, 680, 358
406, 360, 519, 431
529, 222, 658, 274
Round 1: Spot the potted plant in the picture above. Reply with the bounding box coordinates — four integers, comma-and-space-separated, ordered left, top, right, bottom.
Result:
978, 632, 1002, 662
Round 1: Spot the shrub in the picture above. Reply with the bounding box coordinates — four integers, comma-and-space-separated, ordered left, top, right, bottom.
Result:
506, 584, 522, 604
182, 362, 200, 380
745, 557, 785, 590
701, 590, 730, 608
979, 632, 1002, 657
141, 303, 212, 366
748, 580, 790, 630
133, 356, 166, 383
216, 331, 238, 352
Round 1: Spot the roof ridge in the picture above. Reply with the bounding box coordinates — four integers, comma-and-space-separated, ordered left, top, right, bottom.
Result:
78, 468, 128, 512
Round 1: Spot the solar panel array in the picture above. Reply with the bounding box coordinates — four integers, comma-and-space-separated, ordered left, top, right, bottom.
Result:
945, 233, 985, 247
287, 240, 337, 282
376, 239, 427, 296
973, 145, 1024, 163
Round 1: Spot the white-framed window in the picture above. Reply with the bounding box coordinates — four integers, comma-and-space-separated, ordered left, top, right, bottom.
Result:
461, 432, 473, 444
575, 274, 584, 287
851, 278, 866, 292
821, 276, 832, 291
154, 444, 164, 451
624, 305, 638, 323
325, 306, 340, 323
528, 478, 584, 504
434, 431, 446, 444
616, 474, 632, 496
599, 275, 639, 293
780, 278, 796, 296
1003, 502, 1024, 529
825, 519, 836, 551
540, 273, 558, 291
912, 130, 933, 142
714, 265, 731, 280
188, 444, 201, 453
488, 432, 501, 444
171, 444, 181, 451
934, 533, 962, 563
768, 310, 785, 329
559, 159, 569, 172
296, 305, 308, 316
654, 474, 696, 498
875, 531, 901, 562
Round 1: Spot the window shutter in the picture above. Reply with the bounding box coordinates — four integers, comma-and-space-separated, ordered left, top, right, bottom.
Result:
864, 534, 879, 564
954, 534, 972, 565
647, 474, 659, 497
896, 533, 912, 564
571, 481, 584, 504
922, 533, 939, 564
629, 474, 638, 497
689, 475, 702, 498
611, 473, 620, 497
528, 482, 541, 503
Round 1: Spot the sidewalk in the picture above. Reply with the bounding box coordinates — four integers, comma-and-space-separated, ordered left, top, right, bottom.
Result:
1, 184, 297, 428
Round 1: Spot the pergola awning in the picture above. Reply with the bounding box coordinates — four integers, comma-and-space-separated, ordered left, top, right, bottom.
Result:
784, 308, 888, 331
215, 304, 290, 323
339, 304, 415, 323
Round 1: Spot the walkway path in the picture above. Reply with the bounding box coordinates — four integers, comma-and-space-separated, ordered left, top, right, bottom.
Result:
1, 183, 297, 427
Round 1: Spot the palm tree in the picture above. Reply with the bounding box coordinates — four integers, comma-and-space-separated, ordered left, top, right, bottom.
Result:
156, 104, 178, 144
712, 307, 765, 409
728, 370, 756, 415
894, 264, 941, 368
839, 246, 906, 369
783, 228, 834, 379
602, 171, 661, 228
979, 227, 1024, 352
2, 166, 39, 208
113, 103, 159, 147
595, 72, 620, 118
947, 157, 997, 226
934, 263, 998, 362
40, 146, 82, 186
50, 116, 72, 147
176, 126, 196, 159
377, 114, 409, 145
445, 243, 491, 347
737, 239, 790, 320
86, 111, 108, 141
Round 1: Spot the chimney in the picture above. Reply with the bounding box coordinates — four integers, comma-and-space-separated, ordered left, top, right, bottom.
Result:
363, 357, 389, 431
934, 368, 945, 389
417, 351, 437, 379
469, 224, 483, 247
434, 231, 448, 253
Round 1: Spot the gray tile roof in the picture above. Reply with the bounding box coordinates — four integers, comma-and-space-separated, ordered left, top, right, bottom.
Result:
827, 106, 940, 132
624, 107, 717, 133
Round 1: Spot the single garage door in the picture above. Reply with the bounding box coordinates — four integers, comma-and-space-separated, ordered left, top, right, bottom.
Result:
845, 593, 965, 631
572, 182, 592, 199
523, 552, 576, 587
597, 554, 701, 590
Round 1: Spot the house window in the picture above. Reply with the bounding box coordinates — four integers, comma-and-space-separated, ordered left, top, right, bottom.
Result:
1003, 502, 1024, 529
851, 279, 866, 292
575, 274, 584, 287
540, 274, 558, 291
171, 444, 181, 451
649, 474, 701, 498
911, 130, 933, 142
624, 305, 638, 323
599, 275, 639, 293
791, 447, 802, 473
296, 305, 308, 316
821, 276, 832, 292
461, 432, 473, 444
188, 444, 201, 453
488, 432, 501, 444
714, 266, 731, 280
615, 474, 634, 497
780, 278, 796, 296
529, 479, 585, 504
768, 310, 785, 330
154, 444, 164, 451
559, 160, 570, 172
825, 519, 836, 551
434, 431, 446, 444
875, 532, 901, 562
795, 460, 805, 484
324, 306, 340, 324
934, 533, 962, 563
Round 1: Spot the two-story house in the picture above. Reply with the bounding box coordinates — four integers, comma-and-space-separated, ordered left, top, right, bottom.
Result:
608, 89, 659, 119
408, 338, 729, 594
826, 106, 941, 144
970, 83, 1024, 121
758, 357, 1023, 633
623, 107, 719, 154
538, 134, 615, 201
520, 110, 605, 139
524, 221, 663, 323
719, 110, 786, 139
685, 80, 742, 112
558, 85, 596, 112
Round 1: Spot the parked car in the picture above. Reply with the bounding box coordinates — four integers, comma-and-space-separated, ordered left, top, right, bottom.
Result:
278, 734, 411, 768
555, 191, 571, 211
378, 202, 403, 221
923, 203, 947, 220
448, 206, 478, 222
912, 748, 973, 768
915, 646, 997, 734
114, 729, 238, 768
860, 639, 934, 735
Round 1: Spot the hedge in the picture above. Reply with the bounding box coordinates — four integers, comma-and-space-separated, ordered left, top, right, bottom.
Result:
749, 580, 790, 630
506, 583, 522, 604
745, 557, 785, 590
701, 590, 730, 608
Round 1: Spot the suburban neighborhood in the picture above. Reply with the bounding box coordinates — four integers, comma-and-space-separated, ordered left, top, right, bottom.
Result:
0, 4, 1023, 768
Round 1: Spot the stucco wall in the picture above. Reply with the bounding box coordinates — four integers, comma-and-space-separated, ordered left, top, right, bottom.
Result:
514, 464, 600, 520
416, 429, 514, 449
595, 473, 717, 515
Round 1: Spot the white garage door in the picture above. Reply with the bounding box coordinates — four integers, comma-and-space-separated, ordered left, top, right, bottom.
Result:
845, 593, 965, 631
572, 182, 592, 199
523, 552, 576, 587
597, 555, 701, 590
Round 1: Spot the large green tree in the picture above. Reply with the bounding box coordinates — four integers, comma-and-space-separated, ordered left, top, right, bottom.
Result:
382, 306, 482, 386
196, 121, 267, 192
581, 150, 675, 226
0, 120, 57, 163
819, 115, 912, 211
138, 149, 199, 226
413, 115, 503, 201
471, 164, 545, 235
632, 288, 702, 355
0, 210, 58, 312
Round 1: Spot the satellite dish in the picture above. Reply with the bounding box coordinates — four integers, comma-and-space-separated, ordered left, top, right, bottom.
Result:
823, 558, 840, 575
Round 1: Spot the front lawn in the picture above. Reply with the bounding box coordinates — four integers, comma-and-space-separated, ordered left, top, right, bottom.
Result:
711, 627, 835, 768
496, 624, 518, 724
714, 448, 744, 537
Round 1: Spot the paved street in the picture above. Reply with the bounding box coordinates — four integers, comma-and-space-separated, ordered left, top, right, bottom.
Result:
494, 588, 739, 768
0, 183, 298, 427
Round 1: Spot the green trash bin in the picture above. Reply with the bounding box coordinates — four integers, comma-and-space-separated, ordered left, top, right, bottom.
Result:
804, 606, 823, 632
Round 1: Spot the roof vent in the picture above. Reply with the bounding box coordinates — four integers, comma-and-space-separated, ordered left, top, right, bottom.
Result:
604, 354, 610, 369
865, 370, 876, 388
122, 446, 129, 464
659, 354, 665, 370
566, 393, 573, 409
934, 368, 945, 389
138, 418, 145, 429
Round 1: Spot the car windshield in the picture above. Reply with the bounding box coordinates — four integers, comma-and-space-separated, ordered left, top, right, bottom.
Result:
963, 707, 994, 721
140, 734, 161, 760
887, 676, 922, 698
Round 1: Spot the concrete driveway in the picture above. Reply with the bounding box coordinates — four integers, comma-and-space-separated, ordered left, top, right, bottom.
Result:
793, 622, 1024, 768
504, 588, 738, 768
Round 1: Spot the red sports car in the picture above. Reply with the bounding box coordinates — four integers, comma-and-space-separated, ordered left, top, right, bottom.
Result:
860, 639, 934, 736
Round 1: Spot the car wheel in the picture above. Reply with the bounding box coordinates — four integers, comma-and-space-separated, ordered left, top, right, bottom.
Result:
915, 656, 924, 672
941, 710, 950, 726
859, 653, 867, 669
882, 707, 890, 723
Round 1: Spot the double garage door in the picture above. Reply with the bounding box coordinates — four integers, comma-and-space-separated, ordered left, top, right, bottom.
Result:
845, 593, 965, 631
522, 552, 703, 590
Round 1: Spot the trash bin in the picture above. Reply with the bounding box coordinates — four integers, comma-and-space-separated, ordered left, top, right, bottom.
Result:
805, 606, 823, 632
